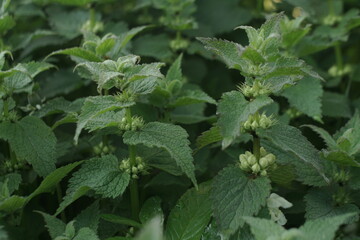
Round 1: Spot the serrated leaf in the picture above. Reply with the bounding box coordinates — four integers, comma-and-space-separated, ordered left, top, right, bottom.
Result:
123, 122, 197, 186
48, 47, 102, 62
263, 140, 329, 187
75, 96, 134, 143
195, 126, 222, 152
166, 54, 183, 82
281, 77, 323, 119
304, 188, 359, 221
38, 212, 66, 239
323, 150, 360, 167
303, 125, 338, 150
196, 38, 244, 70
211, 167, 271, 235
0, 116, 57, 177
125, 62, 164, 82
243, 217, 285, 240
118, 26, 148, 51
299, 214, 357, 240
170, 89, 216, 107
73, 227, 100, 240
57, 155, 130, 215
75, 60, 123, 91
165, 183, 212, 240
258, 123, 329, 184
74, 201, 100, 232
217, 91, 273, 149
34, 97, 84, 118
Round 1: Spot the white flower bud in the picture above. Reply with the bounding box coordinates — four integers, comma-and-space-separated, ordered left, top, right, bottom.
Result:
259, 157, 268, 168
251, 163, 261, 173
248, 155, 257, 165
260, 170, 267, 176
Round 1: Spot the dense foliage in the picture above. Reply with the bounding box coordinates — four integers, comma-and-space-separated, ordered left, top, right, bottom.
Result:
1, 0, 360, 239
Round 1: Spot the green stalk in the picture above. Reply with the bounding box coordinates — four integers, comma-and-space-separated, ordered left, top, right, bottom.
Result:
89, 7, 96, 31
125, 108, 140, 221
334, 42, 343, 71
257, 0, 263, 13
253, 134, 261, 161
328, 0, 335, 16
3, 97, 9, 118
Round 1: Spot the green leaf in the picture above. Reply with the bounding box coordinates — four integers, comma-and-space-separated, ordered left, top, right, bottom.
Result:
299, 214, 357, 240
303, 125, 338, 150
243, 217, 285, 240
281, 77, 323, 119
75, 96, 134, 143
48, 47, 102, 62
258, 123, 329, 183
196, 38, 244, 70
0, 14, 15, 35
75, 61, 124, 91
73, 227, 100, 240
263, 140, 329, 187
323, 150, 360, 167
165, 183, 212, 240
0, 116, 57, 177
217, 91, 273, 149
28, 161, 83, 202
211, 167, 271, 235
123, 122, 197, 186
57, 155, 130, 215
74, 201, 100, 232
0, 196, 26, 213
34, 97, 84, 118
166, 54, 183, 82
139, 197, 163, 224
38, 211, 66, 239
170, 89, 216, 107
304, 188, 359, 221
101, 214, 142, 228
47, 7, 88, 39
195, 126, 222, 152
118, 26, 149, 51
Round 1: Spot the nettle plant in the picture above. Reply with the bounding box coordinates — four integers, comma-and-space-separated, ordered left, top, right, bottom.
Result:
197, 13, 360, 239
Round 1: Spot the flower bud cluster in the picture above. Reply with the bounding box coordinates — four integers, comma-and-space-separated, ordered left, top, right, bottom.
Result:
93, 142, 115, 155
119, 156, 148, 179
334, 169, 350, 183
285, 108, 302, 119
3, 159, 25, 173
242, 113, 275, 132
328, 65, 352, 77
239, 81, 271, 99
119, 116, 144, 131
239, 147, 276, 176
323, 15, 342, 26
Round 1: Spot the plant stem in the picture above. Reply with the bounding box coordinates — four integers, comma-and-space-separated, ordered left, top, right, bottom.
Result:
253, 134, 261, 160
125, 108, 140, 221
3, 97, 9, 118
129, 146, 140, 221
89, 7, 96, 31
328, 0, 335, 15
334, 42, 343, 71
257, 0, 263, 13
